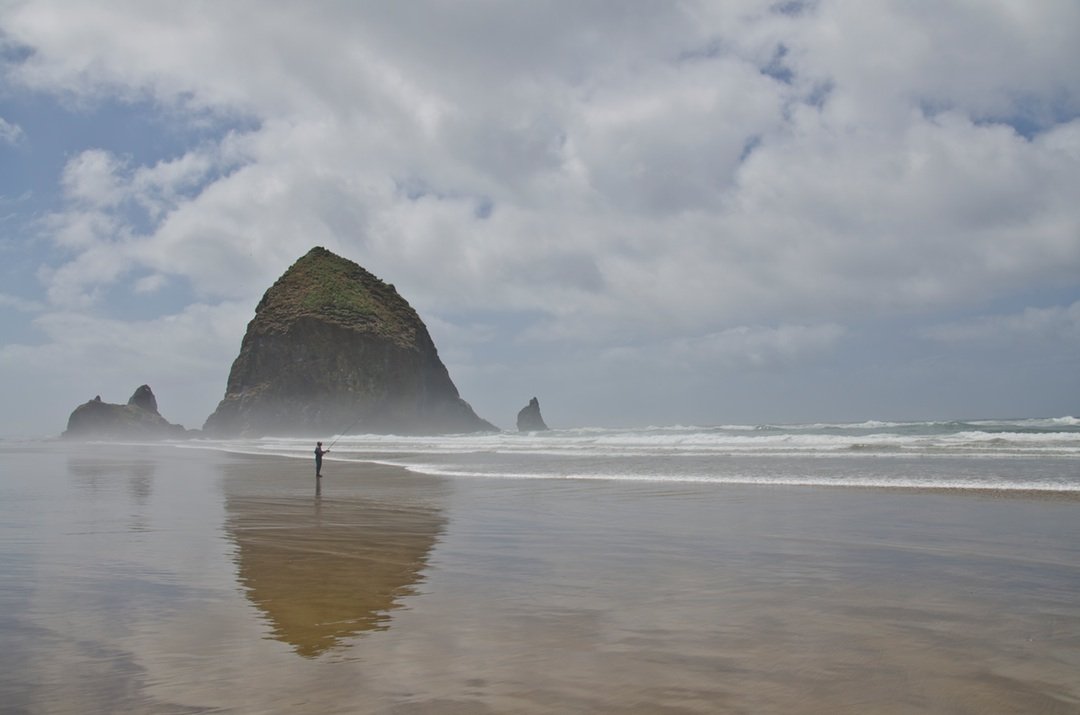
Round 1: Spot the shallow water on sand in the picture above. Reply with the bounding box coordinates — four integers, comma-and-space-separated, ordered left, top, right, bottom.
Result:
1, 442, 1079, 714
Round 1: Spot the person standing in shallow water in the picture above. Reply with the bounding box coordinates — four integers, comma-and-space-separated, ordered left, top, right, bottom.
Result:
314, 442, 329, 478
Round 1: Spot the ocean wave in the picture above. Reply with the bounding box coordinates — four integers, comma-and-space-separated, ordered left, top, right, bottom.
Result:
967, 416, 1080, 430
757, 420, 913, 431
178, 422, 1080, 493
231, 425, 1080, 460
340, 458, 1080, 493
183, 418, 1080, 483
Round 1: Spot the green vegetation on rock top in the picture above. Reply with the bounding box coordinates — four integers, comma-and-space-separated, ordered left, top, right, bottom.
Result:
255, 247, 419, 345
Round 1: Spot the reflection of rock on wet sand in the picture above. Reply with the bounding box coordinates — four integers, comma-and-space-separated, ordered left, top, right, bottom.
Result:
225, 471, 446, 658
67, 458, 155, 534
67, 457, 155, 502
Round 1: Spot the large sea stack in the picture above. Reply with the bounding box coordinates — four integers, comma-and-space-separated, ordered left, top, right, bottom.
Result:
203, 247, 497, 437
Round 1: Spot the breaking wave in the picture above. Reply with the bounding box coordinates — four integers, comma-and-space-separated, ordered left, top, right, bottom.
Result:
198, 416, 1080, 493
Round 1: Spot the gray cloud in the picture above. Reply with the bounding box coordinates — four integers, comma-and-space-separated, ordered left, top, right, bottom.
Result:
923, 301, 1080, 346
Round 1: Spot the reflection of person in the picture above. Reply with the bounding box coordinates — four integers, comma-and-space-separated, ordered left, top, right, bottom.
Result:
314, 442, 329, 478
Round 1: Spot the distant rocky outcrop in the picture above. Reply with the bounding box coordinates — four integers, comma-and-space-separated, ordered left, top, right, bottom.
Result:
203, 246, 498, 437
127, 384, 158, 413
516, 397, 549, 432
63, 385, 188, 439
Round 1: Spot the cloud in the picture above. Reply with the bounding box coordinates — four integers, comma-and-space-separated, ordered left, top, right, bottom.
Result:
0, 300, 250, 434
59, 148, 126, 207
40, 142, 246, 305
786, 2, 1080, 128
0, 116, 24, 145
7, 2, 1074, 327
602, 322, 846, 371
0, 292, 43, 312
923, 301, 1080, 346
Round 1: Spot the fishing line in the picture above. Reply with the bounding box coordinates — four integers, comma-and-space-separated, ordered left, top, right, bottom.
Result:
327, 413, 364, 449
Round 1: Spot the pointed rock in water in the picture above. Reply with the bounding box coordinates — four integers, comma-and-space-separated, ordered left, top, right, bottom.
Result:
203, 246, 497, 437
127, 384, 159, 414
63, 385, 187, 439
517, 396, 549, 432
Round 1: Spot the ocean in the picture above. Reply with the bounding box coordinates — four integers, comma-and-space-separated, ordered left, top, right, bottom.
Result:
203, 416, 1080, 492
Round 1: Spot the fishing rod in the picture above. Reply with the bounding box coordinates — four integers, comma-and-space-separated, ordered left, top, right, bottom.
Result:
327, 412, 365, 449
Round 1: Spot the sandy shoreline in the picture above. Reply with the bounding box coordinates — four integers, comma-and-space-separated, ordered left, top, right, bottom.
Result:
2, 442, 1079, 713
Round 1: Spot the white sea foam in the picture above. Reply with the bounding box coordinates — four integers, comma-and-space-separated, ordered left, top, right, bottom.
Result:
240, 427, 1080, 458
310, 457, 1080, 493
189, 416, 1080, 493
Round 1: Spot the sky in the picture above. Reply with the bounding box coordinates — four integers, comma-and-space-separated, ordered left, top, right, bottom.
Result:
1, 1, 1078, 437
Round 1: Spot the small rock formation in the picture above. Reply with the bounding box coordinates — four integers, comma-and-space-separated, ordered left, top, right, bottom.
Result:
203, 246, 498, 437
63, 385, 188, 439
127, 384, 158, 413
516, 397, 549, 432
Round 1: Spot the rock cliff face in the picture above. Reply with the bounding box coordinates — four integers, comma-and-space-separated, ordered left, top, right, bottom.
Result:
63, 385, 187, 439
203, 247, 497, 437
517, 397, 549, 432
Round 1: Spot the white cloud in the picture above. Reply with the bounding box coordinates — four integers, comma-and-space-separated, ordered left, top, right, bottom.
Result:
0, 116, 24, 145
9, 1, 1074, 326
0, 301, 249, 434
40, 143, 244, 305
60, 148, 126, 207
0, 292, 43, 312
788, 2, 1080, 128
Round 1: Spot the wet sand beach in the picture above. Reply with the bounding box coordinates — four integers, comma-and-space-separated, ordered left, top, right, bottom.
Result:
1, 442, 1078, 714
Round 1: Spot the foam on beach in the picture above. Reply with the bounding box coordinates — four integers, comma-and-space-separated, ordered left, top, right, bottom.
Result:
185, 416, 1080, 494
